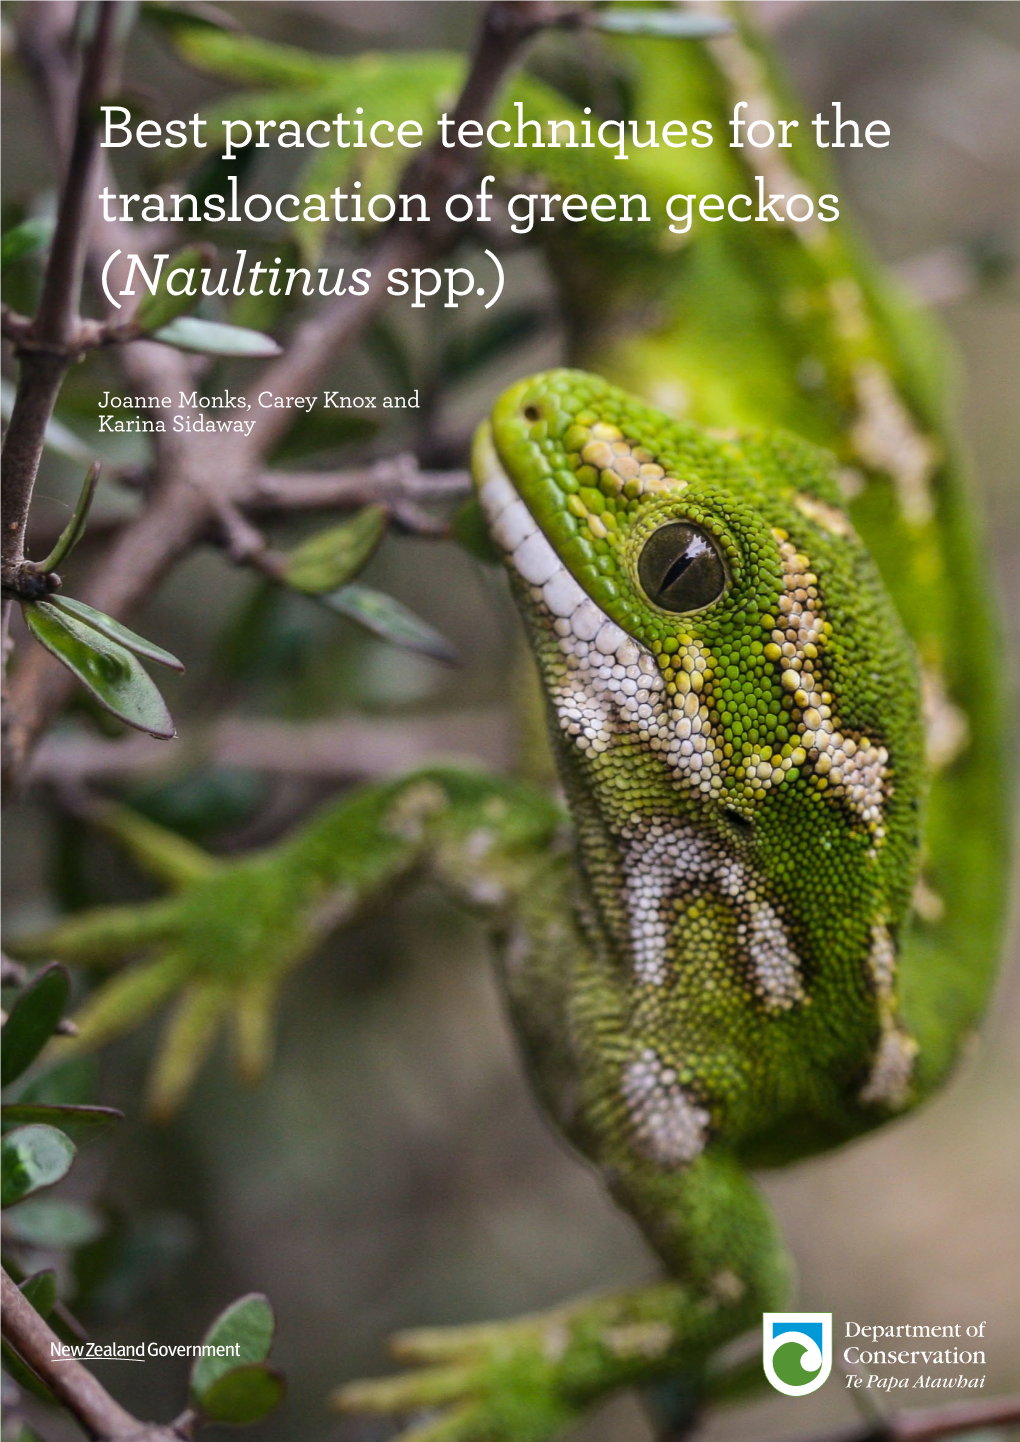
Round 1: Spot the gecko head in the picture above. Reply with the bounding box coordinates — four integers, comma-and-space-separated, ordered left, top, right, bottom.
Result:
476, 369, 928, 1116
474, 369, 925, 863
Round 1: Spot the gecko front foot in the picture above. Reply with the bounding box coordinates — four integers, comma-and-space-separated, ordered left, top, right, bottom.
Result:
331, 1274, 763, 1442
332, 1312, 582, 1442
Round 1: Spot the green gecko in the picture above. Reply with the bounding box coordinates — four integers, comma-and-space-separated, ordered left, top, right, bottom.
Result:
17, 364, 990, 1439
10, 20, 1010, 1442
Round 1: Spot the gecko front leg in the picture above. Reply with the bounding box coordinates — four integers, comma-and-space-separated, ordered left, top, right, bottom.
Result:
8, 769, 566, 1116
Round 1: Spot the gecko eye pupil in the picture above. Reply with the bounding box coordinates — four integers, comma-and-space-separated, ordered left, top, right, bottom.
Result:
523, 405, 540, 422
638, 521, 728, 613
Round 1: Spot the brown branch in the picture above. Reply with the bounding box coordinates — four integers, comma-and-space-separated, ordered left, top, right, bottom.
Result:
23, 459, 470, 562
30, 709, 512, 785
1, 2, 120, 587
3, 0, 545, 795
892, 1396, 1020, 1440
252, 458, 471, 514
2, 301, 182, 357
0, 1265, 185, 1441
776, 1396, 1020, 1442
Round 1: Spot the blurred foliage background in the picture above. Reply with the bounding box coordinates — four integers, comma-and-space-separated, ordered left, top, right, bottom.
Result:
2, 2, 1019, 1439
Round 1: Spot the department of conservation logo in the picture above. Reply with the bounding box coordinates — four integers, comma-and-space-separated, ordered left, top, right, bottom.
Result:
763, 1313, 832, 1396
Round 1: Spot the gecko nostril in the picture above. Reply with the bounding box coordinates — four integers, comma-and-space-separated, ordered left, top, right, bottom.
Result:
523, 405, 540, 422
724, 808, 752, 831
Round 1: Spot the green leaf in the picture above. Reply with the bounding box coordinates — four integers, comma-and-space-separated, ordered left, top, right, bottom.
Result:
1, 217, 54, 272
23, 601, 176, 739
141, 1, 240, 37
0, 380, 92, 465
319, 583, 459, 664
48, 596, 184, 672
1, 1103, 124, 1143
2, 1197, 105, 1249
1, 964, 71, 1086
283, 507, 388, 594
151, 316, 281, 357
191, 1293, 274, 1399
450, 496, 502, 565
1, 1125, 76, 1208
1, 1337, 57, 1406
33, 462, 100, 573
589, 9, 733, 37
176, 25, 343, 86
196, 1363, 285, 1425
134, 245, 211, 332
20, 1270, 58, 1319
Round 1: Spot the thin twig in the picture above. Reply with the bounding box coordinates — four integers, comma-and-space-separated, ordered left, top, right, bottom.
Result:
892, 1395, 1020, 1440
251, 458, 471, 514
0, 1265, 183, 1441
29, 710, 512, 784
21, 459, 470, 563
776, 1394, 1020, 1442
1, 301, 184, 356
213, 501, 278, 570
1, 2, 119, 590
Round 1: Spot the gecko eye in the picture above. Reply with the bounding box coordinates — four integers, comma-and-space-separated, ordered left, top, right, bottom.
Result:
638, 521, 728, 613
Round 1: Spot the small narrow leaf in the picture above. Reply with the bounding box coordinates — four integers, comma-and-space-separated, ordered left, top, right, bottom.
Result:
3, 1273, 62, 1404
1, 1103, 124, 1142
151, 315, 281, 357
141, 1, 242, 37
197, 1363, 285, 1425
20, 1270, 59, 1319
1, 1125, 76, 1208
34, 463, 100, 573
191, 1293, 274, 1398
24, 602, 176, 739
175, 24, 343, 85
1, 217, 54, 271
3, 1197, 105, 1248
589, 9, 733, 37
49, 596, 184, 672
283, 507, 388, 594
1, 964, 71, 1087
2, 1337, 57, 1405
135, 246, 213, 332
320, 584, 459, 665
